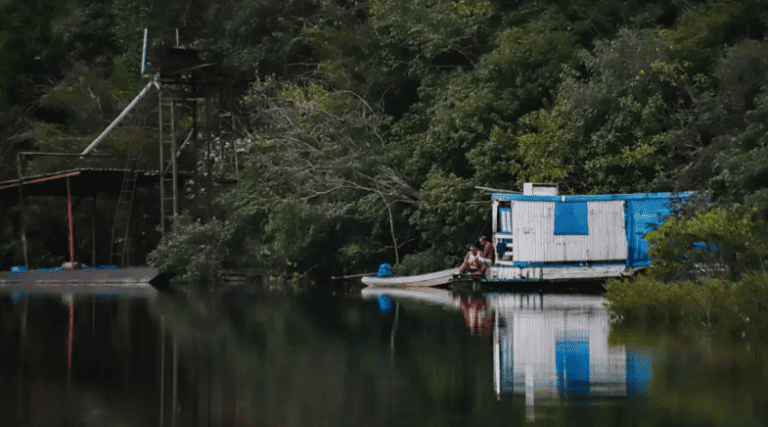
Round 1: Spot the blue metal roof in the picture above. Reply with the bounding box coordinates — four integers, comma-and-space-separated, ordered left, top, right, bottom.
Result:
491, 191, 699, 202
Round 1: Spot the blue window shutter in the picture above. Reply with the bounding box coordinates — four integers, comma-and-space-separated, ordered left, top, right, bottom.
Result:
554, 202, 589, 235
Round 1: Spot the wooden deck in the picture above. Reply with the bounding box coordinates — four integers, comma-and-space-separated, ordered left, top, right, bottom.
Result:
0, 268, 159, 296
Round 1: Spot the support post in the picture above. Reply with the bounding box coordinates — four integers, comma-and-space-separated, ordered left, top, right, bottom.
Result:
205, 97, 212, 220
159, 88, 165, 236
16, 154, 28, 269
192, 97, 199, 220
81, 80, 156, 155
141, 28, 148, 75
67, 177, 74, 265
91, 194, 97, 267
171, 99, 178, 233
218, 91, 224, 177
232, 113, 238, 178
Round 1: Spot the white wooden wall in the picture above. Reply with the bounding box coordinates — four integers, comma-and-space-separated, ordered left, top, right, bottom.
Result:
512, 200, 628, 262
513, 202, 551, 262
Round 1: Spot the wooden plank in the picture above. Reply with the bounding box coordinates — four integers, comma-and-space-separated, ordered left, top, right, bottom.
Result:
514, 201, 551, 262
541, 264, 625, 280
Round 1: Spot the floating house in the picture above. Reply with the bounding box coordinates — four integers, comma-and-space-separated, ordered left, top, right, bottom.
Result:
488, 183, 698, 282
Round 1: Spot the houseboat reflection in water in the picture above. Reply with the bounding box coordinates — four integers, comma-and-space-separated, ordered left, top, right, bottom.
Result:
488, 293, 652, 421
362, 287, 653, 422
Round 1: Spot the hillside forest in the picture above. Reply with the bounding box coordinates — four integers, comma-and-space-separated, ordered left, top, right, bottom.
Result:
2, 0, 768, 284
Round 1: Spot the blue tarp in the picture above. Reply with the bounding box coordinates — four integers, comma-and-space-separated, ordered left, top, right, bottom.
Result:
626, 197, 686, 268
680, 242, 720, 260
625, 194, 712, 268
377, 263, 392, 277
82, 265, 119, 270
10, 264, 119, 272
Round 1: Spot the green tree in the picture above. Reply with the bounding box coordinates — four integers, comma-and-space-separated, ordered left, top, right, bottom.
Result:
369, 0, 494, 67
667, 40, 768, 219
0, 0, 67, 112
150, 77, 413, 280
645, 204, 768, 282
554, 28, 683, 193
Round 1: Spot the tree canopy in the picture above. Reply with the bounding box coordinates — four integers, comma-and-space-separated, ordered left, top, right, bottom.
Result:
2, 0, 768, 281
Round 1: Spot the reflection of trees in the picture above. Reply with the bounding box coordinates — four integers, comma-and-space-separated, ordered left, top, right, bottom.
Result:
610, 325, 768, 425
147, 288, 517, 426
10, 289, 728, 426
0, 294, 157, 426
149, 290, 398, 426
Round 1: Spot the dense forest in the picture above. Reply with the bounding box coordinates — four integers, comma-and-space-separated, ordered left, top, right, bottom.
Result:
2, 0, 768, 284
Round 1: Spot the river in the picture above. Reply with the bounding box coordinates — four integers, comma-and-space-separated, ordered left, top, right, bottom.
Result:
1, 285, 766, 426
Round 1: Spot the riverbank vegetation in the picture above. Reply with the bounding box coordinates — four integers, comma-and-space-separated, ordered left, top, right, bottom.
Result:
605, 204, 768, 333
2, 0, 768, 286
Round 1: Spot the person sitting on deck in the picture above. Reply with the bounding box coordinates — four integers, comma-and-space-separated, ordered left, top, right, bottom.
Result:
459, 245, 487, 275
478, 236, 494, 264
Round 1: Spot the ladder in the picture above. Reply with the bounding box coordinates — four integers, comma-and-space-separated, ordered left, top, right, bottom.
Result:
158, 90, 178, 236
110, 147, 142, 267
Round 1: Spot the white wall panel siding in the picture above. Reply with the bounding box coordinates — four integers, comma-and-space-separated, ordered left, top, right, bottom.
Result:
585, 201, 627, 261
513, 202, 552, 262
513, 200, 628, 263
541, 264, 626, 280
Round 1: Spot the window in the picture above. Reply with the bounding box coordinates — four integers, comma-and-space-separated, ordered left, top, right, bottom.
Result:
554, 202, 588, 235
498, 207, 512, 234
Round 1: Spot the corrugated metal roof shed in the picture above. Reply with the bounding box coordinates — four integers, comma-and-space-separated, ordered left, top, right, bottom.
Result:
0, 168, 194, 197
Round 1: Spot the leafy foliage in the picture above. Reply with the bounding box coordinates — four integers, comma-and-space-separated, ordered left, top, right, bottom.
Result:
605, 273, 768, 335
645, 205, 768, 282
156, 76, 419, 280
369, 0, 493, 66
5, 0, 768, 282
147, 215, 232, 285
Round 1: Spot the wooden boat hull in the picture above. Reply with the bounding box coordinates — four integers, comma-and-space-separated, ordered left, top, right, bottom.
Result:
361, 268, 460, 287
361, 286, 461, 307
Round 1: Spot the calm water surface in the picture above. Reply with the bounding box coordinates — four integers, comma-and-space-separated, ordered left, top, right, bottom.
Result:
1, 285, 767, 426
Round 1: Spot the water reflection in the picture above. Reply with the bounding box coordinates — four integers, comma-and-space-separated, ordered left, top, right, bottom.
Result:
0, 288, 157, 426
487, 293, 647, 422
362, 287, 653, 422
3, 284, 766, 426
